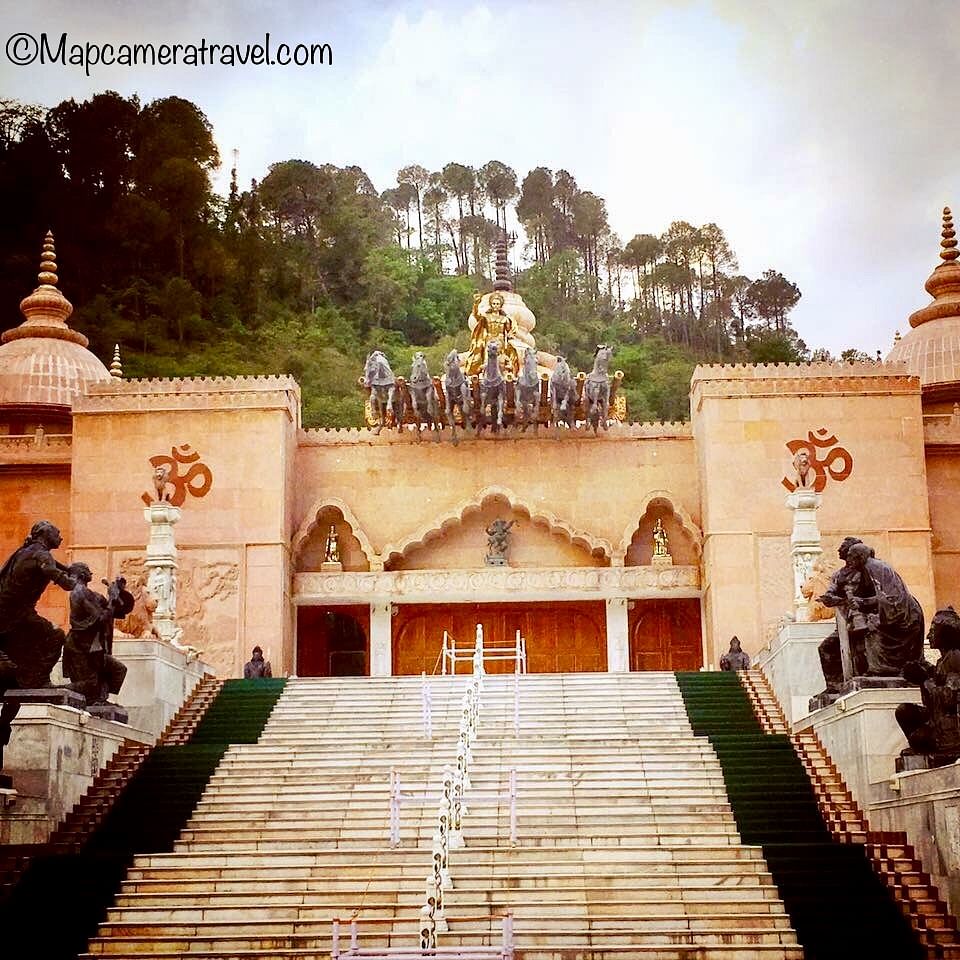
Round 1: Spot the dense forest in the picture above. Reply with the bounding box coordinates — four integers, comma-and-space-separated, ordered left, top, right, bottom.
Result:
0, 92, 862, 426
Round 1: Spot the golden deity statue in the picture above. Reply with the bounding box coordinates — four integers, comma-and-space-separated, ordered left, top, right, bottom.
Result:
652, 518, 670, 559
323, 524, 341, 564
464, 291, 521, 377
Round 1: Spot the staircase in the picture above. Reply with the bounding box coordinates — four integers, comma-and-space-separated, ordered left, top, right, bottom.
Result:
82, 673, 802, 959
675, 670, 925, 960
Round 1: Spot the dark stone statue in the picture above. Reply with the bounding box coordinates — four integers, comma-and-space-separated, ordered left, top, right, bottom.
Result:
63, 564, 134, 705
720, 636, 750, 672
816, 540, 924, 693
0, 521, 76, 778
896, 607, 960, 765
244, 645, 272, 679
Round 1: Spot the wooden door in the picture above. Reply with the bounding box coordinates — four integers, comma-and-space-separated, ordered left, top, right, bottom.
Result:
297, 605, 370, 677
628, 599, 702, 671
392, 602, 606, 675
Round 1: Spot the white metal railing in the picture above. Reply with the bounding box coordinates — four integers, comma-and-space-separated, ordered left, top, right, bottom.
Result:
331, 913, 514, 958
384, 627, 522, 952
441, 625, 527, 676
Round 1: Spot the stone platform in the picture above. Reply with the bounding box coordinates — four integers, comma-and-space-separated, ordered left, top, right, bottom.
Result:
0, 702, 151, 844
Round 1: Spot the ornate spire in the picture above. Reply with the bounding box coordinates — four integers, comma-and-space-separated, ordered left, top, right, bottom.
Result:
110, 343, 123, 378
5, 231, 88, 347
908, 206, 960, 329
492, 233, 513, 293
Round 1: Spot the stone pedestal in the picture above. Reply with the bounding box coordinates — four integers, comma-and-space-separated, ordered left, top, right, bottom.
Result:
0, 703, 151, 844
111, 637, 213, 739
320, 560, 343, 573
785, 489, 822, 621
870, 763, 960, 920
800, 686, 921, 809
3, 688, 86, 710
143, 501, 182, 644
651, 554, 673, 568
754, 620, 833, 725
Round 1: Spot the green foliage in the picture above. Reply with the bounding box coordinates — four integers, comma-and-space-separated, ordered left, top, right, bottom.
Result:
0, 93, 823, 429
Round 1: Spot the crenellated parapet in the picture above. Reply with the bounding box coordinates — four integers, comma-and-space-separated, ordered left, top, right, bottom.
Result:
74, 375, 301, 423
691, 360, 917, 406
297, 419, 692, 446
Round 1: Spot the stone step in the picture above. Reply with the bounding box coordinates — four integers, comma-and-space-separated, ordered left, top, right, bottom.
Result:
131, 845, 768, 869
84, 927, 799, 953
114, 886, 783, 907
81, 947, 805, 960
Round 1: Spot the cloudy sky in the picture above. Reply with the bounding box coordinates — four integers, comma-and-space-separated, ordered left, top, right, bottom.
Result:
1, 0, 957, 355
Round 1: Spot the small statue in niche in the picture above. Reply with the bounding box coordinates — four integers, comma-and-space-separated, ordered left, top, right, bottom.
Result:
324, 525, 341, 564
720, 636, 751, 672
792, 448, 817, 490
63, 564, 134, 704
896, 607, 960, 763
485, 518, 516, 567
652, 518, 670, 558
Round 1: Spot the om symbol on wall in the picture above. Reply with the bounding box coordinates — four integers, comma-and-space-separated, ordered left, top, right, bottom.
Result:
780, 428, 853, 493
141, 443, 214, 507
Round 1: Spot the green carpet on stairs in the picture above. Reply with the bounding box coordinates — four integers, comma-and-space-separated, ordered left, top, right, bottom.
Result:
675, 670, 924, 960
0, 676, 286, 959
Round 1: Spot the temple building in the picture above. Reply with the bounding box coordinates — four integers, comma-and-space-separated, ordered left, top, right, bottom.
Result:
0, 214, 956, 682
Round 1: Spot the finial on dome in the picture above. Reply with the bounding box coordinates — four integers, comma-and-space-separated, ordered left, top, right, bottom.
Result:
894, 330, 901, 342
940, 207, 958, 263
110, 343, 123, 379
38, 230, 58, 286
492, 232, 514, 293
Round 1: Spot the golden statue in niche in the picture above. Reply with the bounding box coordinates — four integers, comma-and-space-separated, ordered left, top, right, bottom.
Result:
652, 518, 670, 558
323, 525, 341, 564
464, 291, 521, 377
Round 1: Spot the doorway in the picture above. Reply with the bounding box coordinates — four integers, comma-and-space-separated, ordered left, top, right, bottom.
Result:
628, 598, 702, 671
296, 605, 370, 676
391, 601, 606, 675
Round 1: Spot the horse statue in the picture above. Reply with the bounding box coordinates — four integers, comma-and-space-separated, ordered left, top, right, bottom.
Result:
408, 353, 441, 442
477, 340, 506, 435
584, 344, 613, 435
363, 350, 402, 435
515, 347, 541, 433
548, 356, 578, 435
442, 349, 472, 445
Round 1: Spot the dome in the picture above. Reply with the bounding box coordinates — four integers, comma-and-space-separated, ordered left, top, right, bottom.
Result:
887, 207, 960, 393
0, 232, 111, 412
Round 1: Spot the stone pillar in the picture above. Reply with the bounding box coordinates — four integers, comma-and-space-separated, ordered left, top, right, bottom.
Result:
605, 598, 629, 673
785, 489, 822, 622
143, 502, 182, 644
369, 602, 393, 676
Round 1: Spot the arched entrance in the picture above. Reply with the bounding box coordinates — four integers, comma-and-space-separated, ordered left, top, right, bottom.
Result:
296, 605, 370, 676
628, 598, 703, 671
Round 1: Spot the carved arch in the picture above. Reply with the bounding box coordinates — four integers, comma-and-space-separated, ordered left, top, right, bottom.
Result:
381, 484, 613, 568
614, 488, 703, 566
292, 496, 381, 571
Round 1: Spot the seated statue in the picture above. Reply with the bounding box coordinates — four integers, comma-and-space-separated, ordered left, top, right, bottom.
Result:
63, 564, 134, 705
463, 292, 520, 377
720, 636, 750, 672
0, 521, 77, 774
816, 540, 924, 692
896, 607, 960, 761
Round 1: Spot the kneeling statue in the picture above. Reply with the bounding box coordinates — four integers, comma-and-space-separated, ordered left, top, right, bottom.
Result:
63, 564, 134, 705
816, 540, 923, 692
896, 606, 960, 764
